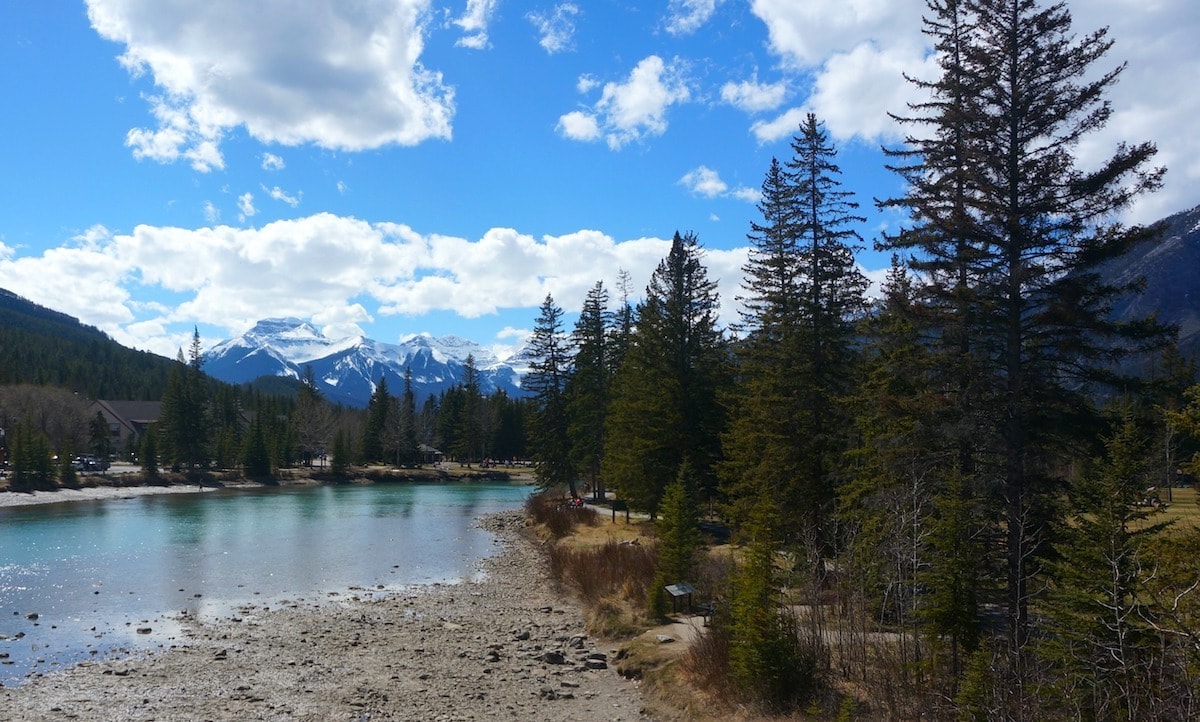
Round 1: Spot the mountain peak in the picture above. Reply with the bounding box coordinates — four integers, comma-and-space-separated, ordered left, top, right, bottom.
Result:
203, 319, 530, 407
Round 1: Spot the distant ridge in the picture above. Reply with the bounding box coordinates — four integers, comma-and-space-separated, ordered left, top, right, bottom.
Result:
0, 288, 175, 400
202, 318, 531, 407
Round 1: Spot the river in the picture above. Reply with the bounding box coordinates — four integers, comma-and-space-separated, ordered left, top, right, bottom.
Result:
0, 482, 530, 686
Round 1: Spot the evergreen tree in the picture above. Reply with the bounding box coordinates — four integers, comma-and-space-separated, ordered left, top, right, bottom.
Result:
1039, 408, 1168, 720
396, 368, 420, 466
567, 282, 613, 499
89, 410, 114, 462
604, 232, 728, 515
881, 0, 1170, 682
330, 427, 351, 477
241, 414, 271, 477
526, 295, 576, 494
361, 375, 390, 464
724, 116, 868, 551
455, 355, 484, 465
158, 329, 212, 470
655, 464, 703, 586
140, 422, 159, 479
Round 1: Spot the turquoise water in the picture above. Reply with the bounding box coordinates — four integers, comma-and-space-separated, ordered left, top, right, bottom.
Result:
0, 482, 529, 686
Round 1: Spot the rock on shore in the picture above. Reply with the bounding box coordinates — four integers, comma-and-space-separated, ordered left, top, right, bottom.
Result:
0, 511, 652, 721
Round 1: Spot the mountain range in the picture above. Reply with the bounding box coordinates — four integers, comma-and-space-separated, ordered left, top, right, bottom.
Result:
2, 203, 1197, 408
1098, 202, 1200, 363
201, 318, 533, 407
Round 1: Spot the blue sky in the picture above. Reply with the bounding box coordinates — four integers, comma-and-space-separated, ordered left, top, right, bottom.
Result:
1, 1, 1197, 360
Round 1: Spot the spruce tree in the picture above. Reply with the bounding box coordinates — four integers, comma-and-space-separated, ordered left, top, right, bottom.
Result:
454, 355, 484, 466
604, 232, 728, 515
723, 116, 867, 551
567, 282, 613, 499
527, 295, 575, 495
1039, 408, 1168, 720
361, 375, 390, 464
882, 0, 1170, 683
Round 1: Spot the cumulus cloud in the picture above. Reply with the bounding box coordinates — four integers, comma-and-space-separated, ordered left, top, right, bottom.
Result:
261, 153, 285, 171
85, 0, 454, 169
528, 4, 579, 54
681, 166, 728, 198
559, 56, 691, 149
680, 166, 758, 203
746, 0, 1198, 223
0, 214, 771, 355
721, 75, 788, 113
203, 201, 220, 224
750, 0, 922, 67
454, 0, 499, 49
556, 110, 601, 142
665, 0, 724, 36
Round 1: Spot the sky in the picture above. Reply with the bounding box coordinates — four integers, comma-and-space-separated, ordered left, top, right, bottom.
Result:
1, 0, 1197, 361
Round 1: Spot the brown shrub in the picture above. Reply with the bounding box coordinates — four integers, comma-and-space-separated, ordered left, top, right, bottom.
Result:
524, 492, 599, 538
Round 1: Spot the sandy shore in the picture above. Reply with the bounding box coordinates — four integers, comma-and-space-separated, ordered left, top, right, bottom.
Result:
0, 511, 654, 721
0, 483, 222, 508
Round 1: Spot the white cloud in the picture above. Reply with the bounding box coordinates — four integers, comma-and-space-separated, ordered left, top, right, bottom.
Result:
807, 40, 931, 143
454, 0, 499, 49
86, 0, 454, 168
0, 214, 765, 356
576, 74, 599, 94
261, 153, 285, 171
665, 0, 724, 36
750, 0, 922, 67
680, 166, 727, 198
680, 166, 759, 203
237, 193, 256, 222
265, 185, 302, 208
746, 0, 1199, 227
732, 186, 761, 203
720, 75, 788, 113
556, 110, 601, 142
528, 4, 579, 54
203, 201, 220, 224
561, 56, 691, 149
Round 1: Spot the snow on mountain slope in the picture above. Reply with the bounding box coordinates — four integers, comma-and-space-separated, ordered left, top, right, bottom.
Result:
203, 319, 530, 407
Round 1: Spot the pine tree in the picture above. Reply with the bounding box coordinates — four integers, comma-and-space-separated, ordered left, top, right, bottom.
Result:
158, 329, 212, 471
140, 422, 159, 479
604, 232, 728, 515
567, 282, 613, 499
881, 0, 1170, 682
396, 368, 420, 466
241, 413, 271, 477
455, 355, 484, 465
527, 295, 575, 494
1039, 408, 1168, 720
89, 410, 113, 462
723, 117, 868, 551
361, 375, 390, 464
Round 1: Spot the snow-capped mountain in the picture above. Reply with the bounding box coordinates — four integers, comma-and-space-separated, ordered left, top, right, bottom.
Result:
202, 318, 530, 407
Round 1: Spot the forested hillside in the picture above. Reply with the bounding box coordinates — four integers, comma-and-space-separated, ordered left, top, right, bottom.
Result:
0, 288, 174, 400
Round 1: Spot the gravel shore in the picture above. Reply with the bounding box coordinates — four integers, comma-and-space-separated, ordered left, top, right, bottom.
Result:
0, 511, 653, 721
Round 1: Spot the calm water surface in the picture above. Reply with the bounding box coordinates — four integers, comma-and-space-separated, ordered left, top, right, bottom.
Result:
0, 482, 530, 685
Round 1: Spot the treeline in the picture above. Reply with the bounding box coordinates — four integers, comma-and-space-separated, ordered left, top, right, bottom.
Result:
133, 332, 529, 476
0, 330, 530, 486
516, 2, 1200, 718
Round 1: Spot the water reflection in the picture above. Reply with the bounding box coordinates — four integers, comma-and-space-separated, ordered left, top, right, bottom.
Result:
0, 482, 528, 686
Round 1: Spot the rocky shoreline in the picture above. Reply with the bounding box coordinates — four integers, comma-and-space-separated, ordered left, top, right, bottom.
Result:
0, 511, 653, 721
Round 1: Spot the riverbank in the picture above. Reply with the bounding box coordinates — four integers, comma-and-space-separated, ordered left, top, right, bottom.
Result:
0, 510, 654, 721
0, 462, 534, 509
